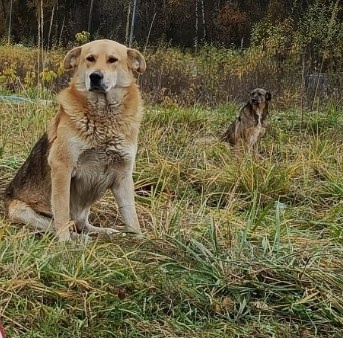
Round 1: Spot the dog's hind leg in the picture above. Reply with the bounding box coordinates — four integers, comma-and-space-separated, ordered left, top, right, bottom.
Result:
6, 199, 53, 232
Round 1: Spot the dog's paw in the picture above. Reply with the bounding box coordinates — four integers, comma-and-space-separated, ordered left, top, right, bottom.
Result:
101, 227, 121, 236
126, 232, 145, 239
123, 227, 145, 239
57, 231, 72, 242
70, 232, 93, 243
86, 227, 120, 237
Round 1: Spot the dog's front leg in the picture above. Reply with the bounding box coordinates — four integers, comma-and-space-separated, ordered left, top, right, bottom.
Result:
50, 161, 73, 241
111, 171, 141, 235
48, 144, 72, 241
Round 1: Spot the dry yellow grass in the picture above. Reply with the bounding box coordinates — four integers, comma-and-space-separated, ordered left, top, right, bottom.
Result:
0, 96, 342, 336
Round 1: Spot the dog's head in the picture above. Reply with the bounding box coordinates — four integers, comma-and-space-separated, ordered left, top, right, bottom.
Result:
63, 39, 146, 93
249, 88, 271, 108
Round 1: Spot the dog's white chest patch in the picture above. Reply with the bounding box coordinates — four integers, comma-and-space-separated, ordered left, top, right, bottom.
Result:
256, 110, 263, 128
246, 109, 266, 147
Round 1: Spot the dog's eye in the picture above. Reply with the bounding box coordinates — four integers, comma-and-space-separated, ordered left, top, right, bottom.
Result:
86, 56, 95, 62
108, 57, 118, 63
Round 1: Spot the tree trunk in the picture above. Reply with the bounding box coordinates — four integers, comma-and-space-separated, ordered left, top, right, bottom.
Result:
144, 11, 156, 52
37, 1, 41, 69
194, 0, 198, 50
1, 0, 7, 18
40, 0, 45, 86
40, 0, 44, 50
36, 0, 44, 87
47, 4, 56, 50
125, 1, 131, 45
129, 0, 138, 47
88, 0, 94, 33
58, 16, 65, 47
7, 0, 13, 44
201, 0, 206, 40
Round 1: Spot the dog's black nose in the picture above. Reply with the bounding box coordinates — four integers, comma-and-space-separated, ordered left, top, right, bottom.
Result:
89, 72, 104, 84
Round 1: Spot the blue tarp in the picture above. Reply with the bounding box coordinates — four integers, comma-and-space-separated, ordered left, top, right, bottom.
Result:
0, 95, 34, 103
0, 95, 52, 105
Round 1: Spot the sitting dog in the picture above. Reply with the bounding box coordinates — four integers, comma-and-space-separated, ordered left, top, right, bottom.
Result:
4, 39, 146, 241
220, 88, 271, 150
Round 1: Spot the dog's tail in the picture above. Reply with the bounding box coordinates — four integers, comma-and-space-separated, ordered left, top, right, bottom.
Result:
220, 121, 237, 146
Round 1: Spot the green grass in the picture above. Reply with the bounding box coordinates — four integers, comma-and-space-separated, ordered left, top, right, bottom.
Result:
0, 98, 343, 337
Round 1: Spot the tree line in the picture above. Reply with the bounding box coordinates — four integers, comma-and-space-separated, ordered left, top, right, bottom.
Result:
1, 0, 341, 50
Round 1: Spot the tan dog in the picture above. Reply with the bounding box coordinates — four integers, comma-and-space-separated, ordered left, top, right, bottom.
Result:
220, 88, 271, 151
4, 39, 146, 241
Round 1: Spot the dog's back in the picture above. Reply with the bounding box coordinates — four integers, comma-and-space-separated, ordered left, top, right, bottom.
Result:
220, 119, 237, 145
4, 133, 52, 217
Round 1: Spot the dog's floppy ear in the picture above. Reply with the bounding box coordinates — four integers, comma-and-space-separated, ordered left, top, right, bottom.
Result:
127, 48, 146, 73
64, 46, 82, 70
266, 91, 272, 101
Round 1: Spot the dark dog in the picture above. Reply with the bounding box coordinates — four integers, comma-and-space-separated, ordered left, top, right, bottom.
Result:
220, 88, 271, 150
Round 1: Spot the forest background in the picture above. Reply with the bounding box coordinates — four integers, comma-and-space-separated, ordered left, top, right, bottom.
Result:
1, 0, 343, 107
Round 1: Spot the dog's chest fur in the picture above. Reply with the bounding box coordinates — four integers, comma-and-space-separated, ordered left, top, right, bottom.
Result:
247, 109, 266, 144
57, 88, 141, 196
75, 146, 127, 179
255, 109, 263, 128
71, 147, 126, 205
60, 89, 139, 153
76, 97, 134, 150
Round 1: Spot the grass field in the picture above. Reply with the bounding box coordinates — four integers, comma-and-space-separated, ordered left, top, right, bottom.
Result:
0, 96, 343, 337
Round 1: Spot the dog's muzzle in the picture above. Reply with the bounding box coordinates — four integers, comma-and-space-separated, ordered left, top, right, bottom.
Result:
89, 71, 106, 92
